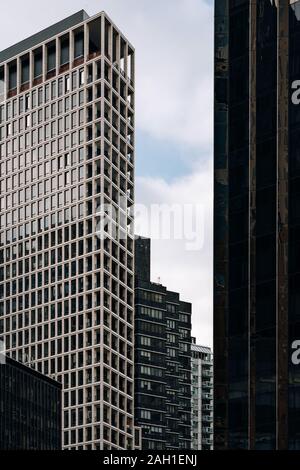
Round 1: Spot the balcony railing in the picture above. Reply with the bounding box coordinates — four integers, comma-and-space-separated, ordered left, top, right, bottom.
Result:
202, 370, 213, 377
202, 438, 213, 446
202, 415, 213, 423
202, 404, 213, 411
202, 427, 213, 434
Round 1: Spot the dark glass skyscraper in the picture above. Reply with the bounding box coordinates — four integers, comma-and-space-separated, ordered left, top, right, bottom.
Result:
134, 237, 192, 450
214, 0, 300, 450
0, 356, 61, 449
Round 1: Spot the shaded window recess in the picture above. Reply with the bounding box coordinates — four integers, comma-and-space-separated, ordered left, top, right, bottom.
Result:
47, 41, 56, 76
0, 67, 4, 103
60, 34, 70, 69
20, 54, 30, 90
120, 38, 126, 76
33, 48, 43, 82
89, 18, 101, 59
113, 29, 119, 64
105, 18, 111, 60
8, 61, 17, 97
128, 47, 134, 82
113, 31, 134, 81
74, 28, 84, 65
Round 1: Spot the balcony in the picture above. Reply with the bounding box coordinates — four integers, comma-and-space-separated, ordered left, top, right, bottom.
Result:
202, 438, 213, 446
202, 427, 213, 434
202, 381, 213, 389
202, 415, 213, 423
202, 404, 213, 411
202, 370, 213, 378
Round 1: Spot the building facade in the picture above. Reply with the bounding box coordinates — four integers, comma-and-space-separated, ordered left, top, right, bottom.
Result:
191, 339, 213, 450
214, 0, 300, 450
134, 237, 192, 450
0, 355, 61, 449
0, 10, 136, 449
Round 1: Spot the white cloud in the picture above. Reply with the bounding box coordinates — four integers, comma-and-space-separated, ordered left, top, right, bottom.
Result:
136, 159, 213, 347
0, 0, 213, 151
100, 0, 214, 345
100, 0, 213, 150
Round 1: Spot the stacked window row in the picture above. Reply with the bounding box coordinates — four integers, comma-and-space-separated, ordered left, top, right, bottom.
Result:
0, 14, 134, 100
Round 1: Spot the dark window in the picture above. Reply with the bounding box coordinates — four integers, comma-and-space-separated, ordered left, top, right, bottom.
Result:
21, 55, 30, 84
74, 29, 84, 58
8, 62, 17, 90
47, 42, 56, 72
89, 18, 101, 57
33, 48, 43, 78
60, 35, 70, 65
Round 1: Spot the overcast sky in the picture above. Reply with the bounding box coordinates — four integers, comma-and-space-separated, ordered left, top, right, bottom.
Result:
0, 0, 214, 346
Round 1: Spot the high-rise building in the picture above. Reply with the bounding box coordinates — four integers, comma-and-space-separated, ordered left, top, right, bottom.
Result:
0, 355, 61, 449
134, 237, 192, 450
0, 10, 136, 449
214, 0, 300, 450
191, 338, 213, 450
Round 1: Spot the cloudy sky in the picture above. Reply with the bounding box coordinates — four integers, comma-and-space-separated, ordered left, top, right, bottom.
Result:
0, 0, 214, 346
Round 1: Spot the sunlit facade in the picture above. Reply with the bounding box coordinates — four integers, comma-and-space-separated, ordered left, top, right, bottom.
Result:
0, 10, 136, 449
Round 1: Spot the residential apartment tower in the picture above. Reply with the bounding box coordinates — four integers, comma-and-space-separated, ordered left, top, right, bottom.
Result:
191, 339, 213, 450
134, 237, 192, 450
0, 10, 136, 449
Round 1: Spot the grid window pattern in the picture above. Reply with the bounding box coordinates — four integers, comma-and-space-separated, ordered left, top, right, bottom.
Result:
134, 237, 192, 450
0, 356, 61, 449
0, 11, 136, 450
191, 343, 213, 450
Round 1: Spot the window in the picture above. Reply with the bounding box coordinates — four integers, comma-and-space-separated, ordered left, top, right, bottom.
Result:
58, 79, 63, 98
74, 29, 84, 59
140, 290, 163, 303
179, 313, 189, 323
140, 336, 151, 347
89, 18, 101, 57
140, 380, 152, 391
180, 343, 189, 352
140, 366, 163, 377
167, 348, 176, 358
51, 81, 56, 100
141, 410, 151, 420
60, 35, 70, 65
167, 320, 176, 329
21, 55, 30, 84
8, 62, 17, 90
140, 306, 163, 320
167, 303, 176, 313
167, 333, 176, 344
25, 114, 30, 129
79, 69, 85, 86
0, 69, 4, 101
65, 75, 70, 93
47, 42, 56, 72
141, 350, 151, 360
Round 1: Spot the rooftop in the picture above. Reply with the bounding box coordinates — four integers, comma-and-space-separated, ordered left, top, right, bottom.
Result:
0, 10, 89, 64
191, 344, 212, 354
1, 354, 62, 387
